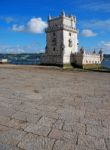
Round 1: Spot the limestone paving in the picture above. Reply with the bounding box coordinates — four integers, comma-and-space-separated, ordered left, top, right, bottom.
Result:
0, 65, 110, 150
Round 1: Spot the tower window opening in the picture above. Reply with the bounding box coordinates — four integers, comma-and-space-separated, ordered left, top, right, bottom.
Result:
53, 48, 55, 51
68, 39, 72, 47
53, 32, 56, 36
52, 38, 56, 46
69, 33, 71, 36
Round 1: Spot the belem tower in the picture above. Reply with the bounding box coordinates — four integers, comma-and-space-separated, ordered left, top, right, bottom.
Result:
41, 11, 103, 68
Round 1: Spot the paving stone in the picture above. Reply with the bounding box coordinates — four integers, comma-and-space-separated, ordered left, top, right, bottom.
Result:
24, 123, 51, 136
0, 106, 15, 118
75, 145, 92, 150
12, 111, 41, 123
0, 143, 21, 150
57, 107, 84, 123
105, 138, 110, 150
37, 116, 56, 127
0, 125, 26, 146
52, 119, 64, 130
49, 128, 77, 143
63, 130, 77, 143
37, 105, 57, 112
63, 121, 85, 135
53, 140, 75, 150
41, 111, 59, 120
76, 135, 107, 150
16, 105, 40, 114
80, 117, 102, 127
0, 101, 14, 109
0, 116, 11, 126
87, 124, 109, 138
49, 129, 64, 140
18, 133, 55, 150
7, 119, 28, 130
24, 93, 42, 100
102, 119, 110, 128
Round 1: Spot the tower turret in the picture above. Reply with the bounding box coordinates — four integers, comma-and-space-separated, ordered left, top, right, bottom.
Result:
48, 14, 51, 21
93, 49, 96, 54
60, 10, 65, 17
99, 48, 103, 61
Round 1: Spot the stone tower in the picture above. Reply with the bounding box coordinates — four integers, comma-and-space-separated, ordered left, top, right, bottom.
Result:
41, 11, 78, 66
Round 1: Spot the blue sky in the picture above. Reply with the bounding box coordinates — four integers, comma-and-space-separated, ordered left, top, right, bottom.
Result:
0, 0, 110, 54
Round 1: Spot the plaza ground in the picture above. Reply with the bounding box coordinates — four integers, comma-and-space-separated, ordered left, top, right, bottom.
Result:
0, 65, 110, 150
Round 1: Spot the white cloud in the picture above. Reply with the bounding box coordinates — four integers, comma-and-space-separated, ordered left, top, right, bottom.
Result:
81, 29, 97, 37
12, 17, 47, 34
103, 42, 110, 48
97, 41, 110, 54
12, 24, 25, 32
27, 18, 48, 33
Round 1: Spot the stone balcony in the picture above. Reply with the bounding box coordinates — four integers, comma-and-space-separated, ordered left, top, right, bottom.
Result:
45, 25, 77, 33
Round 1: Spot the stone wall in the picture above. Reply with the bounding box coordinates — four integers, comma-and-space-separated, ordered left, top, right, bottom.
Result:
83, 53, 101, 64
41, 54, 63, 66
71, 52, 102, 67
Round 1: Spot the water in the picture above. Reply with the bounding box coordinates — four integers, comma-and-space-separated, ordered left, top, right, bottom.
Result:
0, 53, 42, 65
101, 54, 110, 69
0, 53, 110, 69
9, 58, 40, 65
101, 59, 110, 69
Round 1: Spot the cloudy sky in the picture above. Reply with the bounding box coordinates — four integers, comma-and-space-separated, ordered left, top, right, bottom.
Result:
0, 0, 110, 54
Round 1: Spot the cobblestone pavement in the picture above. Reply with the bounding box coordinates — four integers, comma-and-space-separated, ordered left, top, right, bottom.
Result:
0, 66, 110, 150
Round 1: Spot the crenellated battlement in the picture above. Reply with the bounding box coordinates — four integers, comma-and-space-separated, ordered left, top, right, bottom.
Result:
48, 11, 76, 22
